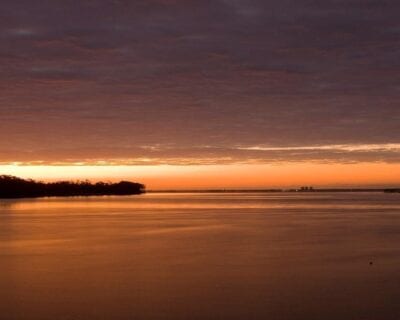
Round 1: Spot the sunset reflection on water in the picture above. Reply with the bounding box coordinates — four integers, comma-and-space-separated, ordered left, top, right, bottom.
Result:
1, 193, 400, 320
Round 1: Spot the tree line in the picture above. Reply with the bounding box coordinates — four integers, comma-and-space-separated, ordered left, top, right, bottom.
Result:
0, 175, 145, 198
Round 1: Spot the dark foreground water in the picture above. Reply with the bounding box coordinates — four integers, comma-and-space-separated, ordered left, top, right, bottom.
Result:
1, 192, 400, 320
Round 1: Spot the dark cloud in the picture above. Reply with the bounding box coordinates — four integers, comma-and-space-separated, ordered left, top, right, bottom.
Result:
1, 0, 399, 164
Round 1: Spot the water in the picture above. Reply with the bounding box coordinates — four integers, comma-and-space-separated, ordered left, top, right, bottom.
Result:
1, 192, 400, 320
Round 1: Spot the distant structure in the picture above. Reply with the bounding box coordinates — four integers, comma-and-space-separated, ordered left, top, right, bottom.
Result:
297, 186, 315, 192
0, 175, 145, 199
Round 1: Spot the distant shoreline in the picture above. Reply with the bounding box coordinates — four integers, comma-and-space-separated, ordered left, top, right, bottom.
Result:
0, 175, 146, 199
148, 188, 400, 193
1, 175, 399, 199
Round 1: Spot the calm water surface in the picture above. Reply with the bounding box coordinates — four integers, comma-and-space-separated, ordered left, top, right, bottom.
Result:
1, 192, 400, 319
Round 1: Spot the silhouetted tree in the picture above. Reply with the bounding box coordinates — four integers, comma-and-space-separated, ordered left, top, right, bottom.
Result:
0, 175, 145, 198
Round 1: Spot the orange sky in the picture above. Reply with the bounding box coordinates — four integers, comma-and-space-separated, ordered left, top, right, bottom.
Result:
1, 162, 399, 190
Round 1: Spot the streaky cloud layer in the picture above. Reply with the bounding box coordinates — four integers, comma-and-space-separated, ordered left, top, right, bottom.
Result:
0, 143, 399, 165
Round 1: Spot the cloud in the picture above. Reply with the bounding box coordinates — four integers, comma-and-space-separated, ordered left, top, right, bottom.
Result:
238, 144, 400, 152
0, 0, 399, 165
0, 143, 399, 166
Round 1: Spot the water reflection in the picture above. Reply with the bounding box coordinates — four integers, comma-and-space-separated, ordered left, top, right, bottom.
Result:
2, 192, 400, 212
0, 199, 19, 209
1, 193, 400, 319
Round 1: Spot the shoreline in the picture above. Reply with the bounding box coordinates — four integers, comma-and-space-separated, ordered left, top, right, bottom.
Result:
147, 189, 399, 193
0, 175, 146, 199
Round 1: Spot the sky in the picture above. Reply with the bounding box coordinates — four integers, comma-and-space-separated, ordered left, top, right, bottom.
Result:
1, 0, 399, 189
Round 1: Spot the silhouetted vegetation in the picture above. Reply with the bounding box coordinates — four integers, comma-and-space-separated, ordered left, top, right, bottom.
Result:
0, 175, 145, 199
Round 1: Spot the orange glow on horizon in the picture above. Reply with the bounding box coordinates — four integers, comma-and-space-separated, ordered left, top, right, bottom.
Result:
1, 162, 399, 190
